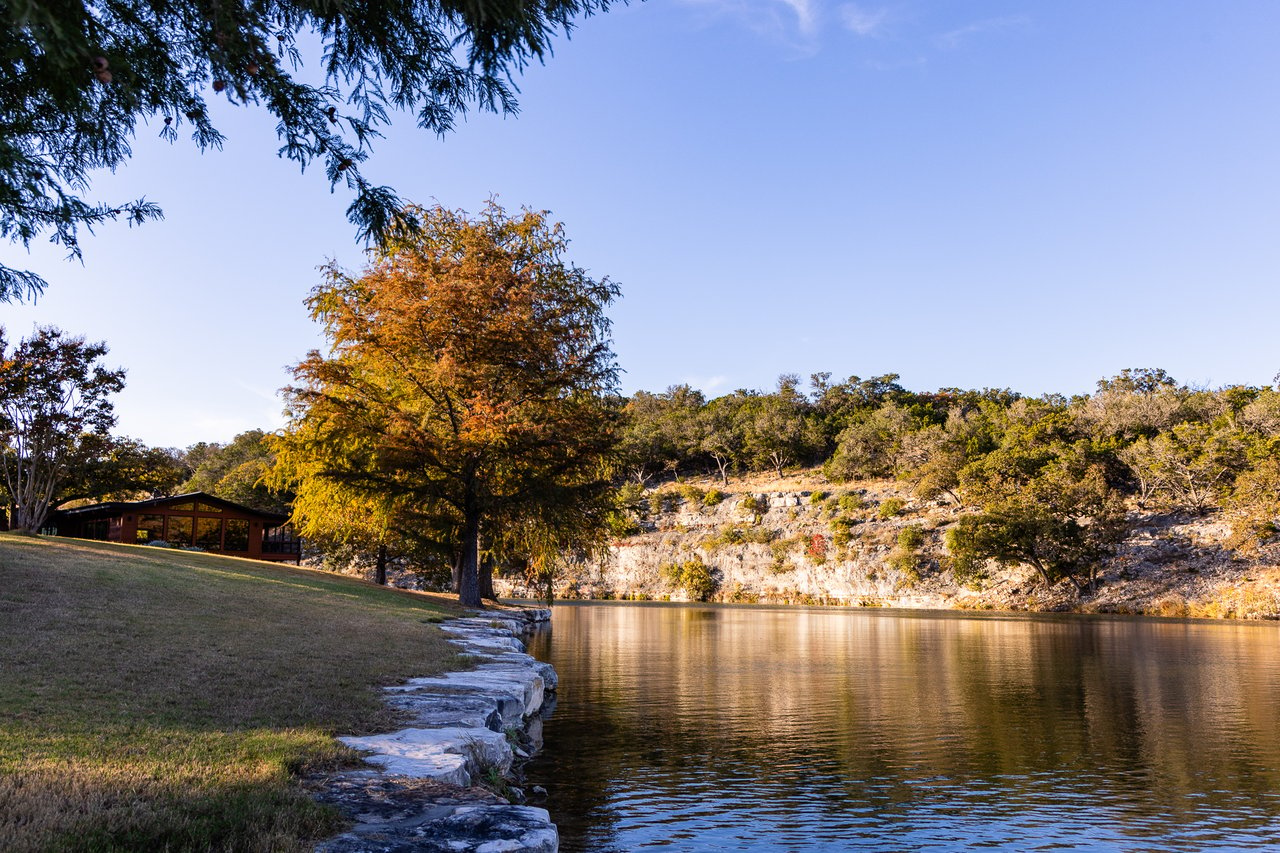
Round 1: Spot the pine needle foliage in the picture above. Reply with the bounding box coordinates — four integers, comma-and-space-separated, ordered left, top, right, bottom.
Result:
0, 0, 615, 300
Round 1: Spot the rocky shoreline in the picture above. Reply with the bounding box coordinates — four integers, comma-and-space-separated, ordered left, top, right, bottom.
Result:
315, 609, 559, 852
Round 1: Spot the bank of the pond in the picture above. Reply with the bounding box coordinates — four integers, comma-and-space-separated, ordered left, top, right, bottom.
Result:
0, 533, 555, 852
315, 609, 560, 853
496, 476, 1280, 620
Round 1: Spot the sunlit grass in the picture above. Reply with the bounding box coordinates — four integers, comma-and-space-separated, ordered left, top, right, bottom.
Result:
0, 533, 469, 851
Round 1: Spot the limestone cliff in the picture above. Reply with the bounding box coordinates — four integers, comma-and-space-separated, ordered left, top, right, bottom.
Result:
495, 474, 1280, 620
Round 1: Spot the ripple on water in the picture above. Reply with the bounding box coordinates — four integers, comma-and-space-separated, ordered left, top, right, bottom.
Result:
524, 604, 1280, 852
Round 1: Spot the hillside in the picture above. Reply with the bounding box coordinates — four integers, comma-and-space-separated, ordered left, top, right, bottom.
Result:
497, 472, 1280, 620
0, 534, 469, 852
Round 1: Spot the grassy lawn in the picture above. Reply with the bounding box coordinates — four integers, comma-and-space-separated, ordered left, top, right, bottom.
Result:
0, 533, 470, 852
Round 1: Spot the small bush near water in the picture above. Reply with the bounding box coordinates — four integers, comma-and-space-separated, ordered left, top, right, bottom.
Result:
660, 558, 720, 601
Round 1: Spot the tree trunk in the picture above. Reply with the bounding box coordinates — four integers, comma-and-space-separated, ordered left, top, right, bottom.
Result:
374, 542, 388, 586
480, 553, 497, 600
458, 486, 482, 608
1028, 556, 1054, 590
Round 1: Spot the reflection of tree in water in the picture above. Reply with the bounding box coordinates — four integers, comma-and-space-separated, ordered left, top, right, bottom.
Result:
526, 605, 1280, 852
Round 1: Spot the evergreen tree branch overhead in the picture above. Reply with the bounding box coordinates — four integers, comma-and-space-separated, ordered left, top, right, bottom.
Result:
0, 0, 615, 301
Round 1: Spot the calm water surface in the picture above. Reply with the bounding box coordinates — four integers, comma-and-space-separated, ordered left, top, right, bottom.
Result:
523, 604, 1280, 852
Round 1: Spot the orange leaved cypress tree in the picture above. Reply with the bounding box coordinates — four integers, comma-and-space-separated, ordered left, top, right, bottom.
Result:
274, 202, 620, 607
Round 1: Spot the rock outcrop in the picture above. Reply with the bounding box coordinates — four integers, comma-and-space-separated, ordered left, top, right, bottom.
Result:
495, 477, 1280, 619
316, 610, 558, 852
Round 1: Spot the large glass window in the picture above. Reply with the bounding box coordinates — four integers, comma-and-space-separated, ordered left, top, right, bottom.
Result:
166, 516, 194, 546
224, 519, 250, 551
169, 502, 195, 511
261, 524, 300, 555
195, 517, 223, 551
137, 514, 165, 543
195, 502, 223, 513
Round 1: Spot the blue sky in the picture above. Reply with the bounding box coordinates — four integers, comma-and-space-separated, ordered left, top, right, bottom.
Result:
4, 1, 1280, 448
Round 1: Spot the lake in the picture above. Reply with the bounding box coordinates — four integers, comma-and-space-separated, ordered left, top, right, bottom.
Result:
523, 603, 1280, 852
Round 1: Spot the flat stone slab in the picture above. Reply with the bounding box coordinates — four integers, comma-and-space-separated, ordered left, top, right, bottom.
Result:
319, 610, 558, 851
385, 691, 506, 731
318, 804, 557, 853
393, 668, 544, 724
340, 726, 512, 788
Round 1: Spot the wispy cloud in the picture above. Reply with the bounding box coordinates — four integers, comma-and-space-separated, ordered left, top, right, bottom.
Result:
782, 0, 819, 36
839, 3, 890, 37
685, 374, 729, 394
678, 0, 824, 49
937, 15, 1030, 49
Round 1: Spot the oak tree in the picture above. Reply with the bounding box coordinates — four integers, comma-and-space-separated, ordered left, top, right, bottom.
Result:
183, 429, 291, 513
0, 326, 126, 531
55, 435, 187, 506
273, 202, 619, 607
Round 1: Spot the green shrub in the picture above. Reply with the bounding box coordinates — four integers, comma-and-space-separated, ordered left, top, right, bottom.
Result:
701, 525, 778, 551
897, 524, 925, 549
605, 511, 642, 538
647, 489, 681, 516
678, 484, 706, 505
809, 490, 829, 504
660, 558, 720, 601
877, 497, 905, 519
888, 524, 926, 584
616, 482, 645, 512
702, 488, 727, 507
887, 548, 919, 583
768, 538, 802, 573
837, 492, 863, 513
739, 494, 769, 522
944, 527, 988, 587
830, 516, 858, 550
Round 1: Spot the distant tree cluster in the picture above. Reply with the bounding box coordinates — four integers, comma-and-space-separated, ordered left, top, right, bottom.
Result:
0, 324, 291, 532
617, 368, 1280, 593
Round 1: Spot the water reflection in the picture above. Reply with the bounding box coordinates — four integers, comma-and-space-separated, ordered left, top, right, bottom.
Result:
524, 604, 1280, 852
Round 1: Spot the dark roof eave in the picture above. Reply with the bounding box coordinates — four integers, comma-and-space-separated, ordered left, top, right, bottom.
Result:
53, 491, 289, 523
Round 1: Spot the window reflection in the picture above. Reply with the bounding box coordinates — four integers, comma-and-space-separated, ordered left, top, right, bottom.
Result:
195, 517, 223, 551
224, 519, 249, 551
166, 516, 194, 546
137, 514, 165, 543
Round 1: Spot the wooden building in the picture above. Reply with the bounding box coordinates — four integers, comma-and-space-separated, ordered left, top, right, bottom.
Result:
45, 492, 300, 563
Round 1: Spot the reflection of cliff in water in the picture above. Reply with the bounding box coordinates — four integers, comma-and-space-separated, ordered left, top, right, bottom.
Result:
524, 604, 1280, 852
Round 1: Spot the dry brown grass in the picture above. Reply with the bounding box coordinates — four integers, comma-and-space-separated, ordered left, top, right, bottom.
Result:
0, 534, 469, 851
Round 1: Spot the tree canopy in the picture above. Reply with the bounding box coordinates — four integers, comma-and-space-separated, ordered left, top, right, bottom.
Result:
182, 429, 290, 513
0, 326, 126, 530
272, 201, 620, 606
1, 0, 613, 301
